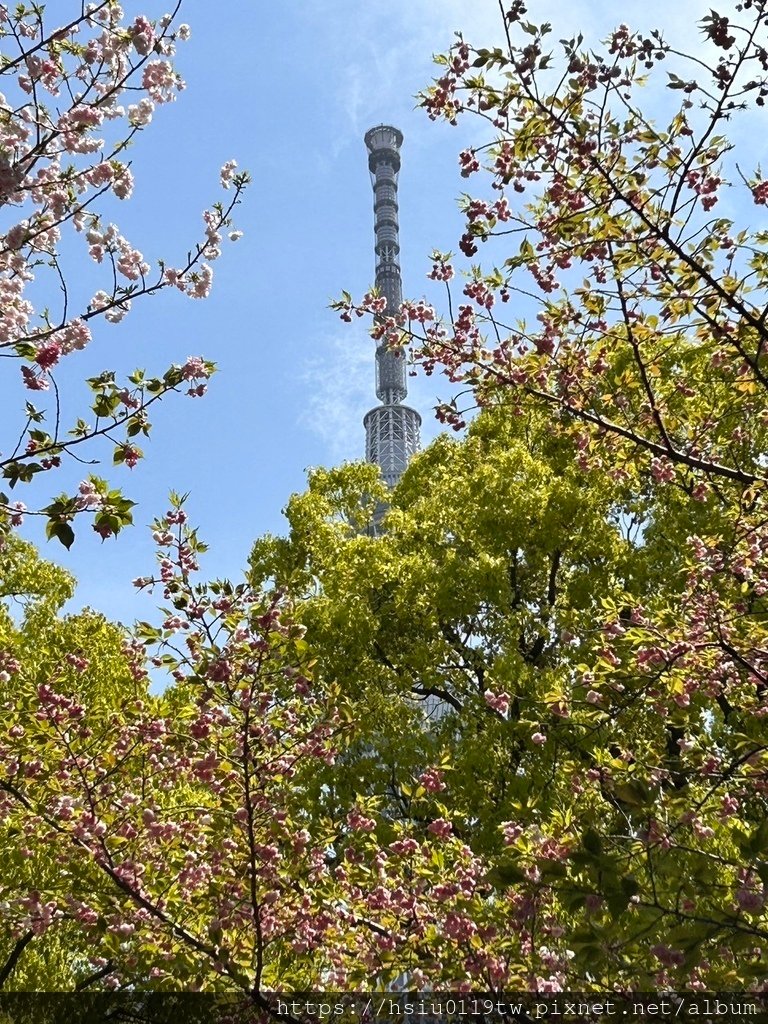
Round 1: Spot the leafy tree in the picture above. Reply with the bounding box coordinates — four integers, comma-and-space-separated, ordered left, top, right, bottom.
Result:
249, 411, 639, 842
249, 406, 768, 988
0, 534, 140, 988
330, 0, 768, 989
4, 0, 768, 996
0, 506, 319, 992
0, 2, 248, 545
2, 425, 765, 991
0, 500, 517, 995
0, 502, 404, 995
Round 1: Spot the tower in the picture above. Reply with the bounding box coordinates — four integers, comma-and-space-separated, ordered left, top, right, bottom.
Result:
363, 125, 421, 489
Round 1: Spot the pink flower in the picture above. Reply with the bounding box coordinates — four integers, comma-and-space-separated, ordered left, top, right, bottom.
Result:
443, 911, 476, 940
720, 790, 741, 815
428, 259, 454, 282
121, 445, 141, 469
87, 162, 114, 187
75, 480, 102, 511
59, 319, 91, 353
163, 267, 184, 289
501, 821, 523, 845
8, 501, 26, 526
484, 689, 510, 715
142, 61, 181, 103
531, 731, 547, 745
362, 290, 387, 314
113, 168, 134, 200
21, 366, 49, 390
347, 808, 375, 832
220, 160, 238, 189
736, 886, 764, 912
207, 659, 231, 682
35, 341, 61, 369
650, 457, 675, 484
418, 767, 446, 793
427, 817, 453, 839
128, 98, 155, 126
389, 838, 419, 856
458, 149, 480, 177
651, 945, 685, 967
65, 652, 89, 673
181, 356, 211, 380
187, 264, 213, 299
131, 15, 155, 55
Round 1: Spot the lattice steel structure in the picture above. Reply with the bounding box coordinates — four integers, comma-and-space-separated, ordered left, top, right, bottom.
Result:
363, 125, 421, 489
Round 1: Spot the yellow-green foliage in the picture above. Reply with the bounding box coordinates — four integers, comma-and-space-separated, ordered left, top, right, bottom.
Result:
0, 535, 145, 990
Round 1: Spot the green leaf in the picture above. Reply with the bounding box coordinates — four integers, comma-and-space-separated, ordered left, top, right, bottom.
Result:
93, 393, 119, 418
606, 889, 631, 919
486, 860, 527, 887
46, 520, 75, 550
582, 828, 603, 856
612, 779, 650, 808
747, 819, 768, 855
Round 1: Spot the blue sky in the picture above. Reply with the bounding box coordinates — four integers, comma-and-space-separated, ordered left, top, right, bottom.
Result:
2, 0, 755, 626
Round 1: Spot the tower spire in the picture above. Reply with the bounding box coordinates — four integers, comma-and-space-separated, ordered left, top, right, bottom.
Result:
363, 125, 421, 489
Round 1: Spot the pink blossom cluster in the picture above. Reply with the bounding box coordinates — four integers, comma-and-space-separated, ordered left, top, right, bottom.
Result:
483, 688, 510, 714
0, 2, 249, 539
428, 258, 455, 282
422, 41, 470, 124
418, 767, 446, 792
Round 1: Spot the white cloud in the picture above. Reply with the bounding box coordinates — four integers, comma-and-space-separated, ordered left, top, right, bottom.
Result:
321, 0, 748, 125
312, 0, 744, 166
300, 323, 375, 462
303, 0, 766, 466
301, 319, 455, 463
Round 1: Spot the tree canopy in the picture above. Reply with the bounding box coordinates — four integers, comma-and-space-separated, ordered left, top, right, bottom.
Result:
2, 0, 768, 1001
251, 405, 768, 989
330, 0, 768, 991
0, 2, 247, 545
